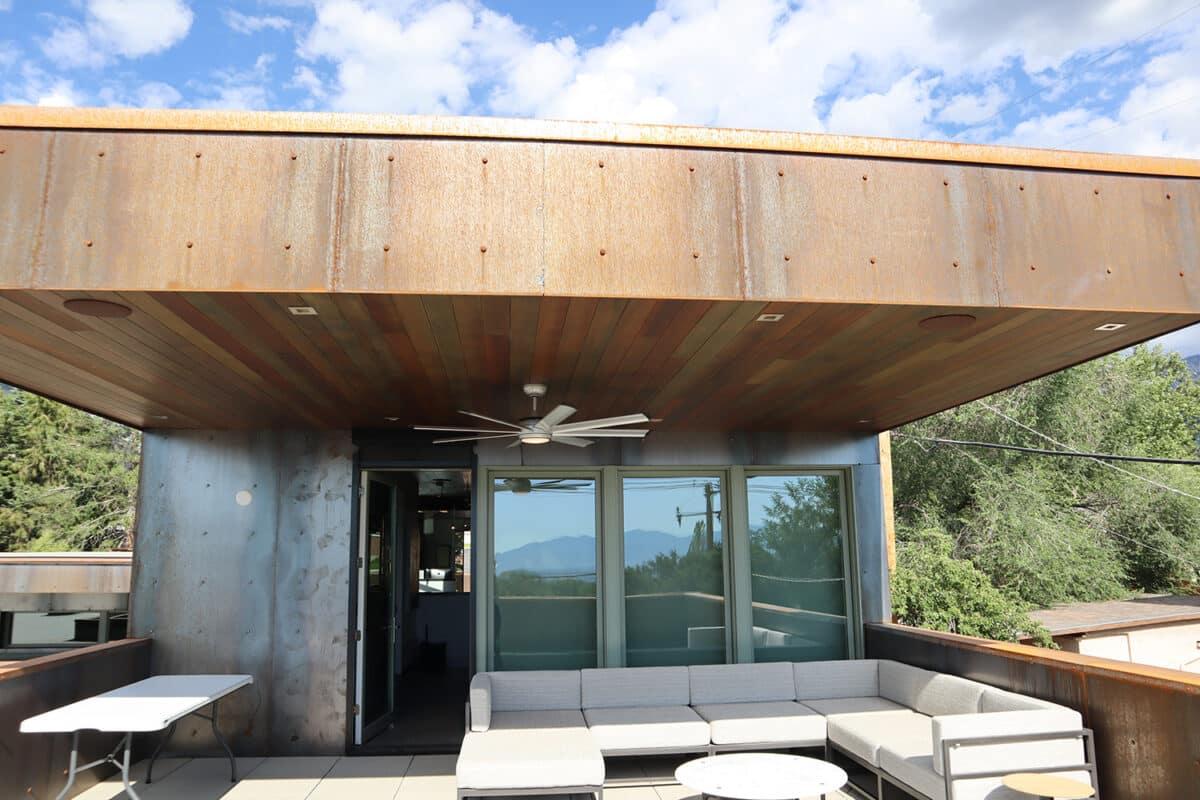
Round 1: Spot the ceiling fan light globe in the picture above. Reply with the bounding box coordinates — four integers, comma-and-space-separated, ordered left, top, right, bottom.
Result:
520, 432, 551, 445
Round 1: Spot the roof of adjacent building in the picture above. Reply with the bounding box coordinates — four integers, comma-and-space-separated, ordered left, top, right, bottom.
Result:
1029, 595, 1200, 637
3, 105, 1199, 178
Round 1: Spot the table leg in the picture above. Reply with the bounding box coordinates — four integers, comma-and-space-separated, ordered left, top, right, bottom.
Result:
208, 699, 238, 782
119, 733, 142, 800
54, 731, 80, 800
145, 720, 177, 784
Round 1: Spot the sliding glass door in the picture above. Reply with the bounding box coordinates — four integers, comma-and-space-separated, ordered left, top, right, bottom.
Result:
622, 476, 728, 666
745, 473, 851, 662
491, 476, 599, 670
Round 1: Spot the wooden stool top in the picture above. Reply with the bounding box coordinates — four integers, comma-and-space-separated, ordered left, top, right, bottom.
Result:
1002, 773, 1095, 799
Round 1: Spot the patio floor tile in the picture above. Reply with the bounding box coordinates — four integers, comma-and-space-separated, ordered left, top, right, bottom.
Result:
224, 756, 338, 799
306, 756, 411, 800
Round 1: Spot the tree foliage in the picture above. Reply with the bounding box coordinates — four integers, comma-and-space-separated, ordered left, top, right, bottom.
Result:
891, 346, 1200, 642
0, 387, 140, 551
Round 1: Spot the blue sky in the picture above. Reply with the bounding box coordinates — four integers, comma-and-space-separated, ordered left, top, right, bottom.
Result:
2, 1, 1199, 355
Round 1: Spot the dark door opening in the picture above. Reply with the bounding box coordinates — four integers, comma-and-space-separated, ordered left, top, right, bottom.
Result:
356, 468, 472, 753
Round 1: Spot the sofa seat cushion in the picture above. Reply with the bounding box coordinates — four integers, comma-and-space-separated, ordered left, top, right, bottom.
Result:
878, 750, 945, 800
694, 701, 826, 746
801, 696, 907, 717
583, 705, 710, 754
457, 716, 603, 790
828, 710, 932, 766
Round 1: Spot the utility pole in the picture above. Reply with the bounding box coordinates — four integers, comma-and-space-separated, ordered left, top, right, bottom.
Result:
676, 481, 721, 549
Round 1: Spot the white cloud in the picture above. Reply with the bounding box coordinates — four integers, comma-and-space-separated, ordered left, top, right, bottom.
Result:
41, 0, 193, 69
223, 9, 293, 35
98, 80, 183, 108
193, 53, 275, 110
2, 64, 82, 107
937, 84, 1007, 125
826, 71, 939, 139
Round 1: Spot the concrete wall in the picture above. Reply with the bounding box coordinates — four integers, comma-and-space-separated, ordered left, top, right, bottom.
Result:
1058, 620, 1200, 673
131, 430, 354, 756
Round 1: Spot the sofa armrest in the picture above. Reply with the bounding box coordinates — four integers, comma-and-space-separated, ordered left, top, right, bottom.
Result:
932, 709, 1083, 776
469, 672, 492, 732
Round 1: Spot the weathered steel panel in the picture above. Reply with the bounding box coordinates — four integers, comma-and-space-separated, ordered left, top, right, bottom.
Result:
0, 639, 152, 800
0, 130, 44, 290
132, 430, 353, 755
34, 132, 340, 291
740, 154, 1001, 306
269, 431, 353, 755
865, 623, 1200, 800
338, 138, 544, 294
542, 143, 743, 298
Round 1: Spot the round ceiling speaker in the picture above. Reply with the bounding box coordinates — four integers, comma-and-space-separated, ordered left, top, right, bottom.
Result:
918, 313, 976, 332
63, 298, 132, 318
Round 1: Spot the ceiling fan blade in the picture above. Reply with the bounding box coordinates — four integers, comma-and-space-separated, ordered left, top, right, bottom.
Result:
506, 438, 523, 448
549, 435, 594, 447
414, 425, 516, 434
553, 413, 649, 433
535, 404, 577, 430
458, 410, 525, 430
561, 429, 648, 438
432, 433, 519, 444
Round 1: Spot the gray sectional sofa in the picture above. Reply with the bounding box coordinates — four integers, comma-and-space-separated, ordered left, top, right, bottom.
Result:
456, 659, 1097, 800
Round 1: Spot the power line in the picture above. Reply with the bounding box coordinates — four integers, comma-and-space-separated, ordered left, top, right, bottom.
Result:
957, 1, 1200, 139
1060, 92, 1200, 147
894, 433, 1200, 466
979, 402, 1200, 503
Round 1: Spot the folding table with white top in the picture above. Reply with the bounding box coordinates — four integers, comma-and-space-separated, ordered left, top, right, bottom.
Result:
20, 673, 253, 800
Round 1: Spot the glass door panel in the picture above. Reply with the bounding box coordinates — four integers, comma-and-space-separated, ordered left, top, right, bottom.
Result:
622, 476, 727, 666
746, 474, 849, 662
492, 476, 598, 670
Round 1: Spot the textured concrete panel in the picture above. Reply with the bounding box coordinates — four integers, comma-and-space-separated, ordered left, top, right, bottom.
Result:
132, 430, 353, 755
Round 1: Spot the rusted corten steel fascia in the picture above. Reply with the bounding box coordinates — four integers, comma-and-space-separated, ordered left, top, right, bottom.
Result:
865, 623, 1200, 800
3, 105, 1200, 177
1, 107, 1198, 313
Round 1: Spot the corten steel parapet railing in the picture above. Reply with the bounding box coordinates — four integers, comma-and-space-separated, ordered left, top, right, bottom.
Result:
0, 638, 152, 800
863, 622, 1200, 800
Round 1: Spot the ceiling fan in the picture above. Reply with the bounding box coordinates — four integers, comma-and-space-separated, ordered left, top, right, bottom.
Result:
414, 384, 651, 448
496, 478, 590, 494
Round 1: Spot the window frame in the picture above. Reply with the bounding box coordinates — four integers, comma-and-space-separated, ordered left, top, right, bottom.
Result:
476, 464, 861, 672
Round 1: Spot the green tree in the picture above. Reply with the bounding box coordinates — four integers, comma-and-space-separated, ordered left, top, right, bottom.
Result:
891, 345, 1200, 642
0, 387, 140, 551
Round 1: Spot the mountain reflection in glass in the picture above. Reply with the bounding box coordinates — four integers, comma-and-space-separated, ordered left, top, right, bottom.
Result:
623, 476, 726, 666
747, 474, 848, 662
492, 477, 597, 670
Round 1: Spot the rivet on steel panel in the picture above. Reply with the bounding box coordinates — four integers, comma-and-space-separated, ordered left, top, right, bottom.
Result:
1094, 188, 1100, 195
290, 153, 297, 160
777, 170, 784, 177
692, 251, 700, 259
284, 243, 291, 250
481, 157, 488, 164
186, 241, 194, 248
383, 244, 390, 252
1166, 193, 1172, 199
1106, 268, 1112, 274
599, 248, 607, 256
97, 151, 105, 157
943, 180, 949, 186
862, 174, 868, 181
598, 160, 605, 168
784, 255, 791, 262
0, 148, 6, 154
953, 261, 959, 268
195, 152, 202, 159
1019, 184, 1024, 191
688, 166, 695, 172
388, 155, 395, 162
1030, 264, 1036, 271
480, 245, 487, 253
869, 257, 876, 265
85, 240, 93, 247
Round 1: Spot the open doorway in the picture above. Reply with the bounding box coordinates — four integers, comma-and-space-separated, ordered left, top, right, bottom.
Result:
355, 468, 472, 753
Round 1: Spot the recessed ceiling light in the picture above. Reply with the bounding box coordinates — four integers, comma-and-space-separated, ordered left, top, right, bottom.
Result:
757, 313, 784, 323
288, 306, 318, 316
383, 416, 400, 422
1094, 322, 1126, 332
918, 314, 976, 332
63, 299, 132, 318
149, 414, 169, 420
857, 419, 872, 424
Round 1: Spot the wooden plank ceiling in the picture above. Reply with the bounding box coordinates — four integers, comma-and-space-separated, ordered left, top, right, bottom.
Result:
0, 290, 1192, 432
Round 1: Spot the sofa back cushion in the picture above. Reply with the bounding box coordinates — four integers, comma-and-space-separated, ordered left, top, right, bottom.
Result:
489, 670, 582, 712
978, 687, 1067, 714
794, 659, 879, 700
582, 666, 690, 709
689, 662, 796, 705
879, 661, 985, 716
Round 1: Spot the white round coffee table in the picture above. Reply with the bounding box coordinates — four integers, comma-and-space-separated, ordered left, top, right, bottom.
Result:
675, 753, 848, 800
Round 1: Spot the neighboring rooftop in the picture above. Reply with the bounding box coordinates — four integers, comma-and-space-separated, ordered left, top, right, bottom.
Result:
1029, 595, 1200, 637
